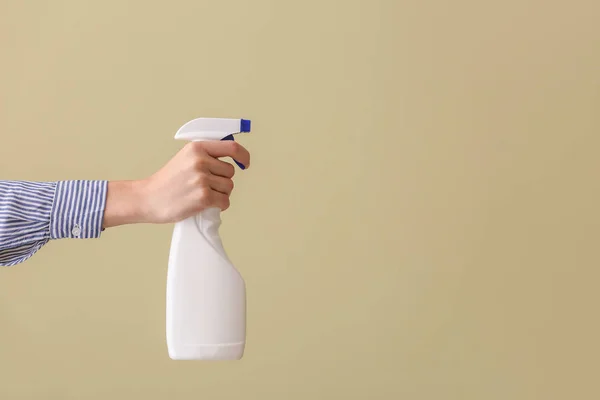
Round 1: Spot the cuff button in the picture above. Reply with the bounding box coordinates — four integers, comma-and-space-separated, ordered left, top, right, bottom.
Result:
72, 224, 81, 237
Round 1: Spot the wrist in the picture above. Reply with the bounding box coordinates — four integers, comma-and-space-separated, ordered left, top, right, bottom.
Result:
102, 180, 150, 228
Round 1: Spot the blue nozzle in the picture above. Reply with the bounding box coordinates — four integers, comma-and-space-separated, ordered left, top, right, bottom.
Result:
240, 119, 251, 133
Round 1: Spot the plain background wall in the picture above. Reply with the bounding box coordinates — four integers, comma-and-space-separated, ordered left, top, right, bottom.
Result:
1, 0, 599, 399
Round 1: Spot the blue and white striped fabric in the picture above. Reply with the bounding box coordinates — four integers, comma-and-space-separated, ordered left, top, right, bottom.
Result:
0, 180, 108, 266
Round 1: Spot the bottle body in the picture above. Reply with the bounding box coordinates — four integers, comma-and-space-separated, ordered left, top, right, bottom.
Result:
166, 208, 246, 360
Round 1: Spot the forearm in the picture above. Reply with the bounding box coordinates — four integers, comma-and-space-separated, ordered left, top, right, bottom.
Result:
102, 180, 148, 228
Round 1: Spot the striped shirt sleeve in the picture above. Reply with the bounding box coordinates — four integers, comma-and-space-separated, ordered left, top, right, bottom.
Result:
0, 180, 108, 266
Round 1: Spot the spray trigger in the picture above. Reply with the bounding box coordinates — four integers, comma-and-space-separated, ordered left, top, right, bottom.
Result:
221, 134, 246, 169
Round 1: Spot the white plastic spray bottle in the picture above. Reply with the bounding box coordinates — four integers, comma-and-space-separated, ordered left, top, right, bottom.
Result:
166, 117, 251, 360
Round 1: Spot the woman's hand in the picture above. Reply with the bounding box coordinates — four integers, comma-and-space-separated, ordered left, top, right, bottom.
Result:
102, 141, 250, 228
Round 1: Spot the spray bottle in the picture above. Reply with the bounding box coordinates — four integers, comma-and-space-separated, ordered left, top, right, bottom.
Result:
166, 117, 251, 360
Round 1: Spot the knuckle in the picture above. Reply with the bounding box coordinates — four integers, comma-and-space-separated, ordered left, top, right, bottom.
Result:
190, 141, 205, 154
228, 140, 241, 153
193, 141, 205, 149
195, 156, 209, 170
186, 141, 200, 151
194, 171, 210, 186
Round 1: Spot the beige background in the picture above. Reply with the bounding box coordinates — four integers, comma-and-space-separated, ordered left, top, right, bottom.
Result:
1, 0, 599, 399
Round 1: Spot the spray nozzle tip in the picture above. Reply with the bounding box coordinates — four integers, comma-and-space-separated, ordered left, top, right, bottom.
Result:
240, 119, 251, 133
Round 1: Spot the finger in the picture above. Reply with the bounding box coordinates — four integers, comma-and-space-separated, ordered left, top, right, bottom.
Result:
211, 191, 230, 211
209, 175, 234, 195
199, 141, 250, 169
207, 158, 235, 178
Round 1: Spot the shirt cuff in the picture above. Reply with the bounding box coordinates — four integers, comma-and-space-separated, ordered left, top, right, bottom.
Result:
50, 180, 108, 239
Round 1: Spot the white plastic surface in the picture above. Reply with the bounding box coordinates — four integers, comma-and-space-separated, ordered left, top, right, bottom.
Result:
174, 118, 245, 141
166, 118, 246, 360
